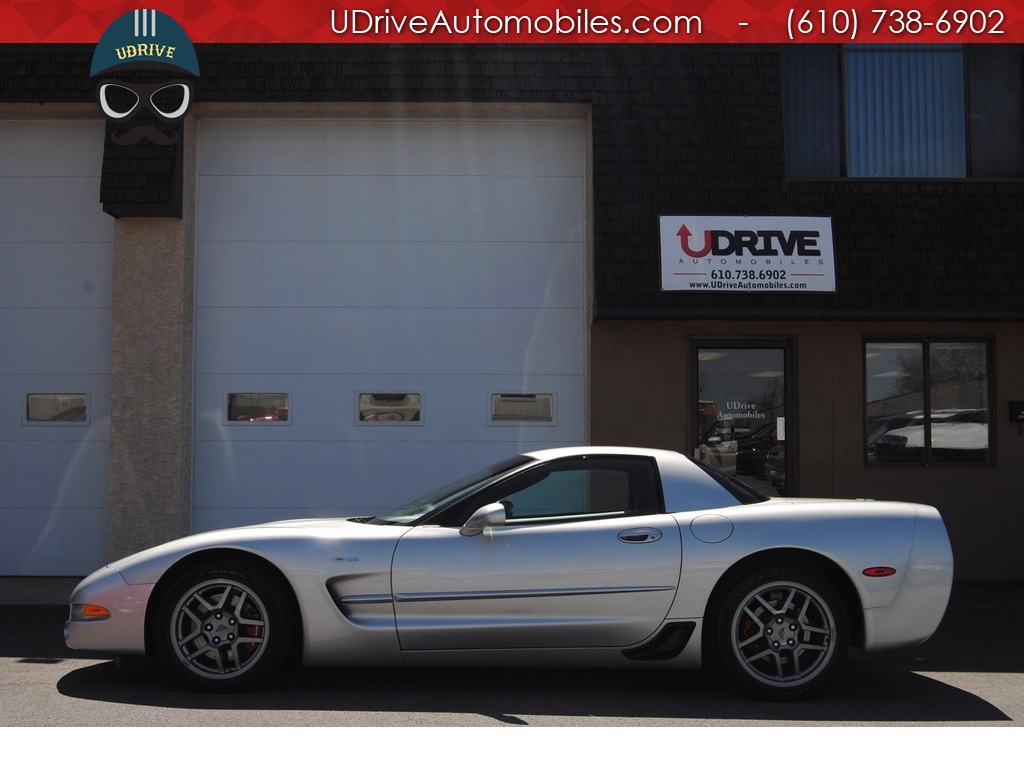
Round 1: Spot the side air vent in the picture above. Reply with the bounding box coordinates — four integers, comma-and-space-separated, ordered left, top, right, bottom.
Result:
622, 622, 697, 661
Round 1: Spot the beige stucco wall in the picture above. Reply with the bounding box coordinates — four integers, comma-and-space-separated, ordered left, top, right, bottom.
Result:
592, 318, 1024, 581
107, 117, 196, 559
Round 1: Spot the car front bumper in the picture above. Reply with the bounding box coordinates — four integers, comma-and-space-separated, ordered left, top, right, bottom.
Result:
64, 565, 153, 656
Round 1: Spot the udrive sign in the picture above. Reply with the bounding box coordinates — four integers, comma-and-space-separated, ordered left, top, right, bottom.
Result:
660, 215, 836, 293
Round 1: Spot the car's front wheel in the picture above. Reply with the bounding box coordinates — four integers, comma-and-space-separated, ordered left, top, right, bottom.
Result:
714, 567, 849, 699
156, 561, 295, 691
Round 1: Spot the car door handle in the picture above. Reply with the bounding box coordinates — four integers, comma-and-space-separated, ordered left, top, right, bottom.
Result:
618, 528, 663, 543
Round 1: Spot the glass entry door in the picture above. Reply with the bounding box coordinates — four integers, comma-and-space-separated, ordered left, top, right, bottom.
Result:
693, 345, 790, 496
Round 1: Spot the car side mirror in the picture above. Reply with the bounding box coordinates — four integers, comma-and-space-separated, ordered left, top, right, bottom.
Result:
460, 502, 506, 537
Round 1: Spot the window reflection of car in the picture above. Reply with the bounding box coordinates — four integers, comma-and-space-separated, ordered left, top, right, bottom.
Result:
866, 413, 919, 460
698, 420, 742, 476
874, 422, 989, 463
47, 405, 87, 421
870, 409, 988, 463
764, 444, 786, 494
940, 408, 987, 423
234, 409, 289, 422
735, 422, 777, 477
358, 393, 421, 422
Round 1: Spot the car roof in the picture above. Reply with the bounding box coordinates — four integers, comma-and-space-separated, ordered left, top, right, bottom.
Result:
519, 446, 750, 511
522, 445, 685, 462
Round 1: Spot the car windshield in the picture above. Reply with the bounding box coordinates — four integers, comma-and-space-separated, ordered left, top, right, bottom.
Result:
366, 454, 533, 525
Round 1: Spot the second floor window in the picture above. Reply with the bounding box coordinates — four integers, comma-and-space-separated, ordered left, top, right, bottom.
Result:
782, 44, 1024, 179
845, 45, 965, 177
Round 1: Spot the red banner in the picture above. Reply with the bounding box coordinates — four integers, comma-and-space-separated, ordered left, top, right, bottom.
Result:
2, 0, 1023, 43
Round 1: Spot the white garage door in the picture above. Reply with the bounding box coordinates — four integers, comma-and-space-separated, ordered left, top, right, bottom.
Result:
0, 121, 113, 576
195, 118, 587, 530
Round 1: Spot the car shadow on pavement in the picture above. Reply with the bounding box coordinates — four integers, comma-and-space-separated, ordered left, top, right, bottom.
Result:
50, 656, 1009, 724
8, 581, 1021, 725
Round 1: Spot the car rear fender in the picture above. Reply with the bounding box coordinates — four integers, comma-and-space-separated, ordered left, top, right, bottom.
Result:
671, 502, 920, 618
861, 505, 953, 652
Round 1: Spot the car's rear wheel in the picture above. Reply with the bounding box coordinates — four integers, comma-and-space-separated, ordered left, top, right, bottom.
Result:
156, 561, 295, 692
714, 567, 849, 699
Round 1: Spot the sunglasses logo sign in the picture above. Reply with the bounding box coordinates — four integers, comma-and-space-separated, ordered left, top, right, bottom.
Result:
90, 9, 200, 145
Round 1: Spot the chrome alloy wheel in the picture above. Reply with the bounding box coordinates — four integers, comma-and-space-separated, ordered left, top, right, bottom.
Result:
168, 578, 270, 680
730, 579, 837, 688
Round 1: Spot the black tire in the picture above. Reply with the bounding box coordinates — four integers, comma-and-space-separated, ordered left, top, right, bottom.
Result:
713, 566, 849, 700
156, 561, 296, 692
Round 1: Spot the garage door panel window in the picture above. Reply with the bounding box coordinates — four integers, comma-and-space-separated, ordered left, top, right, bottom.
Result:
865, 340, 991, 464
24, 393, 88, 424
226, 392, 290, 424
358, 393, 422, 424
489, 393, 554, 425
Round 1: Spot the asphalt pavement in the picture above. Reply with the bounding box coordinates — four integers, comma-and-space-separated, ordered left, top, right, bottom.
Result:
2, 579, 1023, 729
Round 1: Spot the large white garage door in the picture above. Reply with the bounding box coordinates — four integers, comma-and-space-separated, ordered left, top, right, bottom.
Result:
195, 118, 587, 530
0, 121, 113, 575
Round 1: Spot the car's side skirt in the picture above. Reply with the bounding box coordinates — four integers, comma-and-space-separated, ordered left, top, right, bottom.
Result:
396, 619, 704, 670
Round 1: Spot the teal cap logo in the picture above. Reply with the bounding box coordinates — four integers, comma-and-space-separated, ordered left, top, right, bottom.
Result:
90, 9, 199, 77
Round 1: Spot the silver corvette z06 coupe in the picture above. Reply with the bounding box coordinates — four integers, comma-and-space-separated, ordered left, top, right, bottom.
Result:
66, 447, 953, 699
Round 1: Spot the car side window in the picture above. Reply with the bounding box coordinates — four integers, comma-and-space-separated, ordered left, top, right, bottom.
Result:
478, 456, 662, 525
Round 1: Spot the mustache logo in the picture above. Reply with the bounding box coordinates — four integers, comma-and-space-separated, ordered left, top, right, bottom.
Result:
110, 124, 179, 145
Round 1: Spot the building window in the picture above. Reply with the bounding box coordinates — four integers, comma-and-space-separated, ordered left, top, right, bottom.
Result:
845, 45, 965, 177
782, 45, 1024, 178
865, 340, 991, 464
25, 393, 88, 424
357, 393, 422, 423
226, 392, 290, 424
489, 393, 555, 424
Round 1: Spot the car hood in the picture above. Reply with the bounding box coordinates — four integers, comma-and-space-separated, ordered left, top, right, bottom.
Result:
248, 517, 372, 528
109, 516, 403, 585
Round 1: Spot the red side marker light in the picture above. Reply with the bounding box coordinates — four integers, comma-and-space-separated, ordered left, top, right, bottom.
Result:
863, 566, 898, 578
